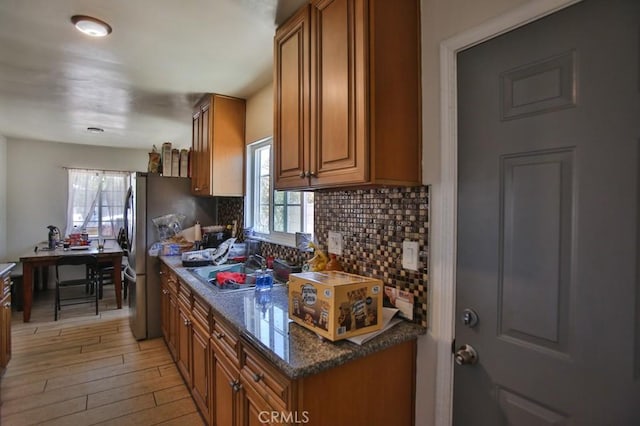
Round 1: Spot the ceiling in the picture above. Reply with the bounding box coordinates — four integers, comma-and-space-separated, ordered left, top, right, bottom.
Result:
0, 0, 306, 150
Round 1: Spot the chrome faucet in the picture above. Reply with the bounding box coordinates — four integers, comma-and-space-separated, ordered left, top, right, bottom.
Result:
246, 254, 266, 270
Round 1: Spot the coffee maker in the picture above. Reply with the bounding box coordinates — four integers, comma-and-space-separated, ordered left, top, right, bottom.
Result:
47, 225, 61, 249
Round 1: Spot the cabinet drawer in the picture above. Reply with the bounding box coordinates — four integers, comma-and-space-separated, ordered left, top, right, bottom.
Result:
192, 295, 210, 333
2, 276, 10, 297
240, 343, 291, 410
211, 317, 240, 367
178, 281, 191, 308
159, 263, 169, 282
160, 264, 178, 293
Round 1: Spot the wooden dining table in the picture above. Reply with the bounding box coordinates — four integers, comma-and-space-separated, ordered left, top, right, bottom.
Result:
18, 240, 124, 322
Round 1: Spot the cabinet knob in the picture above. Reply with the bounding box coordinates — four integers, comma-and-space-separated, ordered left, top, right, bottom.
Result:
4, 302, 11, 308
308, 171, 316, 178
230, 380, 242, 392
214, 331, 225, 340
184, 319, 191, 326
299, 172, 306, 178
252, 372, 264, 383
194, 187, 201, 191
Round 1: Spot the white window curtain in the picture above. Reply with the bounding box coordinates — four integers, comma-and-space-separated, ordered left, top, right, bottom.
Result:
66, 169, 129, 238
66, 169, 100, 236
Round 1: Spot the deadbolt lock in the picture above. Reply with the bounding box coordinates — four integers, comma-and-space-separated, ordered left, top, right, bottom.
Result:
462, 308, 479, 328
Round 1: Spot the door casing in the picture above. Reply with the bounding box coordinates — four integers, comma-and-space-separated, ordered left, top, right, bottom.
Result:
430, 0, 583, 424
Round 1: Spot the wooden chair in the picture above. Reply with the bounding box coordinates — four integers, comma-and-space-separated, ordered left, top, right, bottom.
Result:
91, 262, 127, 300
55, 255, 99, 321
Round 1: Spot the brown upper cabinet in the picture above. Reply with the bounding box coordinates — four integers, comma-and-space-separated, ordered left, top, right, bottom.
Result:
192, 94, 246, 196
274, 0, 422, 190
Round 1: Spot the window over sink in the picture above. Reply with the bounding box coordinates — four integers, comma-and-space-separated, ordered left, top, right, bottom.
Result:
246, 138, 314, 246
66, 168, 130, 239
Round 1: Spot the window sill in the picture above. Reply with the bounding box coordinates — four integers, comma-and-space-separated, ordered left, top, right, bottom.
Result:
247, 233, 297, 249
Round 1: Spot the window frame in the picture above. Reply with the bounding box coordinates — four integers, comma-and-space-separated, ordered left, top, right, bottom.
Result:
245, 138, 313, 247
67, 169, 130, 240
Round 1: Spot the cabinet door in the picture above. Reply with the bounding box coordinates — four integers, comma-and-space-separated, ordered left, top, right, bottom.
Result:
212, 347, 241, 426
274, 5, 311, 190
199, 102, 211, 195
192, 101, 211, 196
160, 283, 169, 342
310, 0, 368, 187
167, 291, 178, 359
176, 305, 192, 385
0, 293, 11, 370
191, 321, 209, 419
240, 380, 283, 426
191, 109, 202, 194
210, 95, 245, 196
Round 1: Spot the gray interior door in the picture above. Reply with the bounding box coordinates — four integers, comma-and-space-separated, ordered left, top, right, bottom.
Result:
455, 1, 640, 424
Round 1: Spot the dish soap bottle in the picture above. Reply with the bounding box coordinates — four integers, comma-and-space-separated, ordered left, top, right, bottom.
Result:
255, 258, 274, 293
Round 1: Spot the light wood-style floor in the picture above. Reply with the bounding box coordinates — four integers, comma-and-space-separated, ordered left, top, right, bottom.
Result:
0, 285, 205, 426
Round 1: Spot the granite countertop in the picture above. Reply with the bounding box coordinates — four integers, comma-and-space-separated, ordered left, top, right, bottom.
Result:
0, 263, 16, 277
160, 256, 425, 379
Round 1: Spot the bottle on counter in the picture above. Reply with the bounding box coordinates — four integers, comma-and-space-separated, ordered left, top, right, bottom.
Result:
194, 221, 202, 249
254, 257, 274, 293
325, 254, 343, 271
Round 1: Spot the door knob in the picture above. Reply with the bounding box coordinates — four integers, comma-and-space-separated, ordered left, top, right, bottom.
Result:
454, 344, 479, 366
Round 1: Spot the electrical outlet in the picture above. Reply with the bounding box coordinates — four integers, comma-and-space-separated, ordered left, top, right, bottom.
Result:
327, 231, 343, 255
402, 240, 419, 271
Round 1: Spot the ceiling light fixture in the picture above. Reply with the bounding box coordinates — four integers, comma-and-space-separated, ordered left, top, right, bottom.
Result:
71, 15, 112, 37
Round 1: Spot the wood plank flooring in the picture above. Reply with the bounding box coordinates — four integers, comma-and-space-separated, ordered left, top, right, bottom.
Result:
0, 285, 205, 425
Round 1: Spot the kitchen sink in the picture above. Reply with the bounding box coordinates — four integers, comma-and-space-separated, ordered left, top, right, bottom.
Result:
187, 263, 258, 291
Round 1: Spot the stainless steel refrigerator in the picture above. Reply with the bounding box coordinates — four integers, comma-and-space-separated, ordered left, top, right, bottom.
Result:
123, 172, 217, 340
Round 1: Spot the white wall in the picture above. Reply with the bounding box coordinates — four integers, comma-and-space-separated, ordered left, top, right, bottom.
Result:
245, 83, 273, 144
5, 138, 148, 261
0, 134, 7, 261
420, 0, 529, 184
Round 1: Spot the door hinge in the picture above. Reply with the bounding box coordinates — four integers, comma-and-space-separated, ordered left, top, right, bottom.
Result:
451, 338, 456, 354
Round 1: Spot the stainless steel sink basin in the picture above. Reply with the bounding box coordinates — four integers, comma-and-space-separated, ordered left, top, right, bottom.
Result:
187, 263, 258, 291
188, 262, 282, 292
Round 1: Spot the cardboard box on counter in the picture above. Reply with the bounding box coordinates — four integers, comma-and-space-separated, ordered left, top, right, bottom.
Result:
288, 271, 383, 341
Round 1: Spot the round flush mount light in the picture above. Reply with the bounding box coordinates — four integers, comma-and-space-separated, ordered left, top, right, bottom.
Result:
71, 15, 112, 37
87, 127, 105, 133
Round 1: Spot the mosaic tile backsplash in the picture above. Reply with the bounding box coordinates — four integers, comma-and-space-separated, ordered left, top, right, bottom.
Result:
216, 186, 429, 328
217, 197, 244, 236
314, 187, 429, 327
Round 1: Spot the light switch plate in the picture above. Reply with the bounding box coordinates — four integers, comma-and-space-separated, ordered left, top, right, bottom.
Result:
402, 240, 419, 271
327, 231, 343, 255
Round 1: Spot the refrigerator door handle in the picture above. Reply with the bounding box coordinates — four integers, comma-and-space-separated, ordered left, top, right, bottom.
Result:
123, 265, 136, 283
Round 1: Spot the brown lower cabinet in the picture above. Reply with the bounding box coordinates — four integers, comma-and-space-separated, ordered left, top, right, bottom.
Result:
160, 263, 416, 425
212, 340, 241, 425
176, 297, 192, 385
160, 265, 178, 359
1, 272, 12, 373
